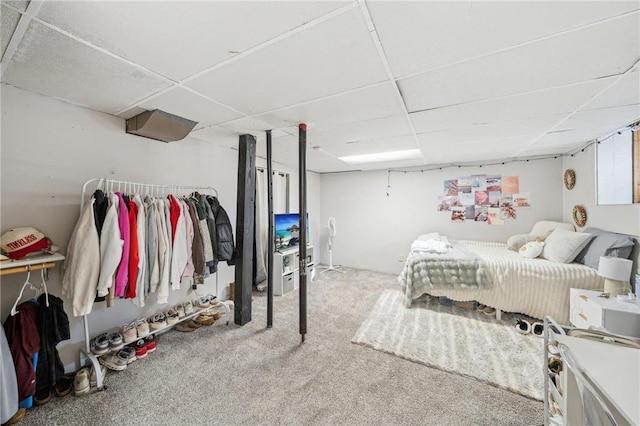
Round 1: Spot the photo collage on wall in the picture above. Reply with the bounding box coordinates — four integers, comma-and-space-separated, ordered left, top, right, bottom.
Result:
437, 175, 530, 225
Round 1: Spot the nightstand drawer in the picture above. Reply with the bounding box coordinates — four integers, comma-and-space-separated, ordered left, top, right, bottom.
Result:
571, 293, 604, 328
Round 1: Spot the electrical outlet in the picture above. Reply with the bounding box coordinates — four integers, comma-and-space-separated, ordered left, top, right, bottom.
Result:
398, 254, 404, 262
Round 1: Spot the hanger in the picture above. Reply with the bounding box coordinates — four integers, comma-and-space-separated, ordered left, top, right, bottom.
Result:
40, 267, 50, 308
11, 267, 40, 316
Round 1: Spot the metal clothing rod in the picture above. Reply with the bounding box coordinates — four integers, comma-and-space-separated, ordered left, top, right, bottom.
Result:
0, 262, 56, 276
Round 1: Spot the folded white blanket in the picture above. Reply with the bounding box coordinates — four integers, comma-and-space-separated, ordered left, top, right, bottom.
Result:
411, 239, 451, 254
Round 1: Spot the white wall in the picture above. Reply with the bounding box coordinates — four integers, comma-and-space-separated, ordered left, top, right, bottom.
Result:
319, 159, 564, 273
562, 144, 640, 236
0, 85, 320, 371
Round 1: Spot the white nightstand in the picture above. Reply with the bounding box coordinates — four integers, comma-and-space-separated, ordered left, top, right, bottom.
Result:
570, 288, 640, 337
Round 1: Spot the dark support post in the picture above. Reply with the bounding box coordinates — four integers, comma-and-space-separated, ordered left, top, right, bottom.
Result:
298, 123, 308, 343
234, 134, 256, 326
267, 130, 274, 328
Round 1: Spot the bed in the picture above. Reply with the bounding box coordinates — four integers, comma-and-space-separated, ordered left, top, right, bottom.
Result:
397, 221, 639, 325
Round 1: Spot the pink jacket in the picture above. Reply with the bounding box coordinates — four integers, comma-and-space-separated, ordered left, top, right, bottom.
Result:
114, 192, 130, 297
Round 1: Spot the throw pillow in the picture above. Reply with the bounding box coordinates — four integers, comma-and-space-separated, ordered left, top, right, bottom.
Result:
507, 234, 536, 251
541, 229, 593, 263
574, 228, 636, 270
519, 239, 544, 258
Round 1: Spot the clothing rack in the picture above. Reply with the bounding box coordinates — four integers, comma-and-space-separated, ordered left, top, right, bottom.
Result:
78, 178, 225, 390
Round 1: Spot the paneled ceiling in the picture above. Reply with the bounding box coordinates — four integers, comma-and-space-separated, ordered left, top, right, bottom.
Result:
1, 1, 639, 173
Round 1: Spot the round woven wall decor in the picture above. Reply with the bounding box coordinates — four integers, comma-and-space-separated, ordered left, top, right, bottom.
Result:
564, 169, 576, 190
572, 205, 587, 227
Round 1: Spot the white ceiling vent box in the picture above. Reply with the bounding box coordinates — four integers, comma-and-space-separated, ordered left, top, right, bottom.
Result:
125, 109, 198, 142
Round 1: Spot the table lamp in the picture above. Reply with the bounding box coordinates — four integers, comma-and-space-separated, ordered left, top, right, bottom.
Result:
598, 256, 633, 296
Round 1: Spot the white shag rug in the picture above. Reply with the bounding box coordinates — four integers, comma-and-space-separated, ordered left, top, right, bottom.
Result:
352, 289, 544, 400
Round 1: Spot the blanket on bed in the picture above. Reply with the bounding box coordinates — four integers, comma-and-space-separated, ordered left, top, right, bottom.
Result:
398, 241, 490, 307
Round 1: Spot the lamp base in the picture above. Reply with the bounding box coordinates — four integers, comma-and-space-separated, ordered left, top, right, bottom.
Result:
603, 278, 630, 297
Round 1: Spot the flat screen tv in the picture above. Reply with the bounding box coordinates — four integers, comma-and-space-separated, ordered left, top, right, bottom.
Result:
274, 213, 309, 250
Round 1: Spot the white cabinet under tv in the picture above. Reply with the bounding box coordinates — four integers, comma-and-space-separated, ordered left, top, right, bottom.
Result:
273, 245, 315, 296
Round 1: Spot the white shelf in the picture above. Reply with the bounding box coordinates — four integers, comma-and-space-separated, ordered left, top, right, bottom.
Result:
0, 252, 65, 269
273, 245, 314, 296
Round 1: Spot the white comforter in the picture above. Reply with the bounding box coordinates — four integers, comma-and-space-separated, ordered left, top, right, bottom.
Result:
399, 239, 603, 324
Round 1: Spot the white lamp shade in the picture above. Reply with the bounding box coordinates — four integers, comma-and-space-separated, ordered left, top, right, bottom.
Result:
597, 256, 633, 281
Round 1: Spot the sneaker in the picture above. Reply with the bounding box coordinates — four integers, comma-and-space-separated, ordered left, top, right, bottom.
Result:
205, 294, 220, 307
165, 309, 180, 325
107, 332, 124, 352
481, 306, 496, 316
185, 320, 203, 329
184, 300, 194, 315
175, 303, 186, 319
89, 364, 107, 387
90, 333, 110, 355
135, 319, 150, 338
148, 312, 167, 330
195, 297, 210, 309
144, 335, 157, 353
120, 346, 136, 364
133, 339, 148, 359
73, 368, 91, 395
99, 351, 129, 371
121, 323, 137, 344
515, 319, 531, 335
531, 322, 544, 337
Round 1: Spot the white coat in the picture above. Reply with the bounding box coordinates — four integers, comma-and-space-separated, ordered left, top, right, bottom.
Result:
96, 193, 123, 297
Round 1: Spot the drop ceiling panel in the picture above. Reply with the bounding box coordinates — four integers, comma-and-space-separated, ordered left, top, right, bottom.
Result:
400, 12, 640, 112
320, 135, 417, 157
306, 115, 412, 147
2, 21, 171, 114
255, 83, 404, 131
357, 157, 425, 171
409, 77, 615, 134
529, 122, 632, 148
186, 8, 388, 115
136, 87, 243, 127
1, 4, 20, 59
190, 125, 239, 148
219, 117, 290, 139
2, 1, 29, 12
418, 134, 535, 162
555, 105, 640, 131
369, 1, 639, 78
416, 116, 565, 145
582, 71, 640, 110
35, 1, 350, 81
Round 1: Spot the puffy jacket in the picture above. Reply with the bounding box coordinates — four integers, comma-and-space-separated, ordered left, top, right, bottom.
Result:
206, 196, 236, 265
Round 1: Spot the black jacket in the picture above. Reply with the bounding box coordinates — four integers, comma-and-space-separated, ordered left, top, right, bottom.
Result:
206, 196, 236, 265
35, 293, 70, 394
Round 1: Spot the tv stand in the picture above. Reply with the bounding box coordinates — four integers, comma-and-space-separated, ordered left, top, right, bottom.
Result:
273, 245, 314, 296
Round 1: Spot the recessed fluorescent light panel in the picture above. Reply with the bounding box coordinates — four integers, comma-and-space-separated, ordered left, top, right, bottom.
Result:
338, 149, 422, 164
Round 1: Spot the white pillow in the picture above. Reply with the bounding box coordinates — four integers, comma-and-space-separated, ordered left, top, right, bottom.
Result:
519, 240, 544, 258
417, 232, 440, 241
507, 234, 536, 251
541, 229, 592, 263
530, 221, 574, 237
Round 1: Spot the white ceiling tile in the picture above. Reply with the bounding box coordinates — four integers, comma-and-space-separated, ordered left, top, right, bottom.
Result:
418, 134, 535, 163
189, 125, 238, 148
220, 117, 289, 139
369, 1, 639, 78
517, 146, 572, 156
530, 122, 633, 148
136, 87, 243, 127
357, 157, 426, 171
417, 115, 566, 145
186, 8, 388, 115
409, 77, 615, 134
400, 12, 640, 112
320, 135, 417, 157
35, 1, 350, 81
582, 71, 640, 110
1, 4, 20, 60
2, 20, 171, 114
254, 83, 404, 131
556, 105, 640, 131
306, 115, 412, 147
2, 1, 29, 12
117, 106, 148, 120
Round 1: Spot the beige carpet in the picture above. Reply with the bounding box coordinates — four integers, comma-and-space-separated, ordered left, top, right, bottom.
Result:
352, 289, 544, 400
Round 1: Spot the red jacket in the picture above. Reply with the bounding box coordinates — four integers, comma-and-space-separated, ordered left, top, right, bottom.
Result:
3, 301, 40, 400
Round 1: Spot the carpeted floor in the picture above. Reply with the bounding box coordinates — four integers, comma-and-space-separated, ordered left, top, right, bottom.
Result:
20, 268, 543, 425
